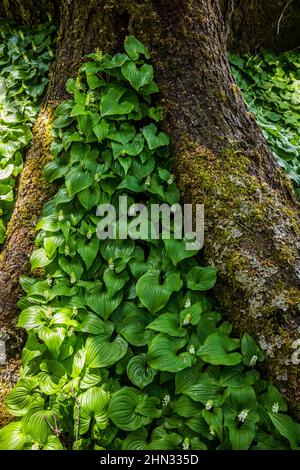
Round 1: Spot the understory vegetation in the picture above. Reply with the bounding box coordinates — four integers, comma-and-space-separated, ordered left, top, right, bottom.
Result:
230, 50, 300, 196
0, 31, 299, 450
0, 20, 55, 243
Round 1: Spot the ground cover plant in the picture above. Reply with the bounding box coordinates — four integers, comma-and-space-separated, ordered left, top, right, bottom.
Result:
230, 50, 300, 196
0, 20, 55, 243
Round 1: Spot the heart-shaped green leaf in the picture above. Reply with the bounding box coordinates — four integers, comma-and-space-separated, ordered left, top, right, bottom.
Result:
187, 266, 217, 291
66, 167, 93, 196
103, 268, 129, 297
108, 387, 154, 431
5, 378, 39, 416
100, 85, 134, 117
224, 386, 259, 450
197, 332, 241, 366
22, 399, 59, 445
121, 61, 153, 90
124, 36, 150, 61
163, 238, 199, 266
85, 287, 123, 320
136, 269, 183, 313
0, 422, 30, 450
118, 306, 152, 346
126, 354, 157, 389
85, 334, 128, 368
143, 124, 170, 149
38, 326, 66, 359
148, 334, 194, 372
77, 237, 100, 270
30, 248, 52, 270
76, 387, 110, 434
77, 183, 101, 210
93, 119, 109, 142
147, 312, 186, 337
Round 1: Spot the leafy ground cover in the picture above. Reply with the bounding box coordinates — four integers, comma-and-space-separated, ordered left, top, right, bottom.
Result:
0, 20, 55, 243
0, 36, 299, 451
230, 50, 300, 196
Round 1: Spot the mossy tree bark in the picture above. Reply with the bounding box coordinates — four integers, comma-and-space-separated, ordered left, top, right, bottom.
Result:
0, 0, 59, 26
0, 0, 299, 417
220, 0, 300, 52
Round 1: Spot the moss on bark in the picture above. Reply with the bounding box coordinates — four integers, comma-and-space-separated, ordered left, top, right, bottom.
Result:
0, 0, 59, 26
0, 358, 20, 428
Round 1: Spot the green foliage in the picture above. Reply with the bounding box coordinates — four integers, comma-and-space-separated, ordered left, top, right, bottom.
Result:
0, 20, 56, 243
230, 50, 300, 196
1, 36, 299, 451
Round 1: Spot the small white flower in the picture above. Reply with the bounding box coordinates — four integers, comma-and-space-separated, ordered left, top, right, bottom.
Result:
43, 290, 50, 299
31, 443, 40, 450
272, 402, 279, 413
182, 313, 191, 326
87, 231, 92, 240
108, 258, 114, 270
188, 344, 195, 355
184, 297, 191, 308
182, 437, 190, 450
75, 77, 81, 89
64, 245, 70, 256
145, 175, 151, 186
22, 53, 29, 64
47, 277, 53, 286
94, 48, 104, 62
238, 409, 249, 423
209, 424, 215, 436
58, 210, 64, 221
85, 92, 94, 106
162, 394, 171, 406
250, 355, 258, 367
68, 327, 75, 337
46, 308, 54, 318
167, 174, 174, 185
70, 272, 76, 284
206, 400, 214, 411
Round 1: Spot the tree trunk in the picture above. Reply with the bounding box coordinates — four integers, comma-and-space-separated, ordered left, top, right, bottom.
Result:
224, 0, 300, 52
0, 0, 59, 26
0, 0, 299, 418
